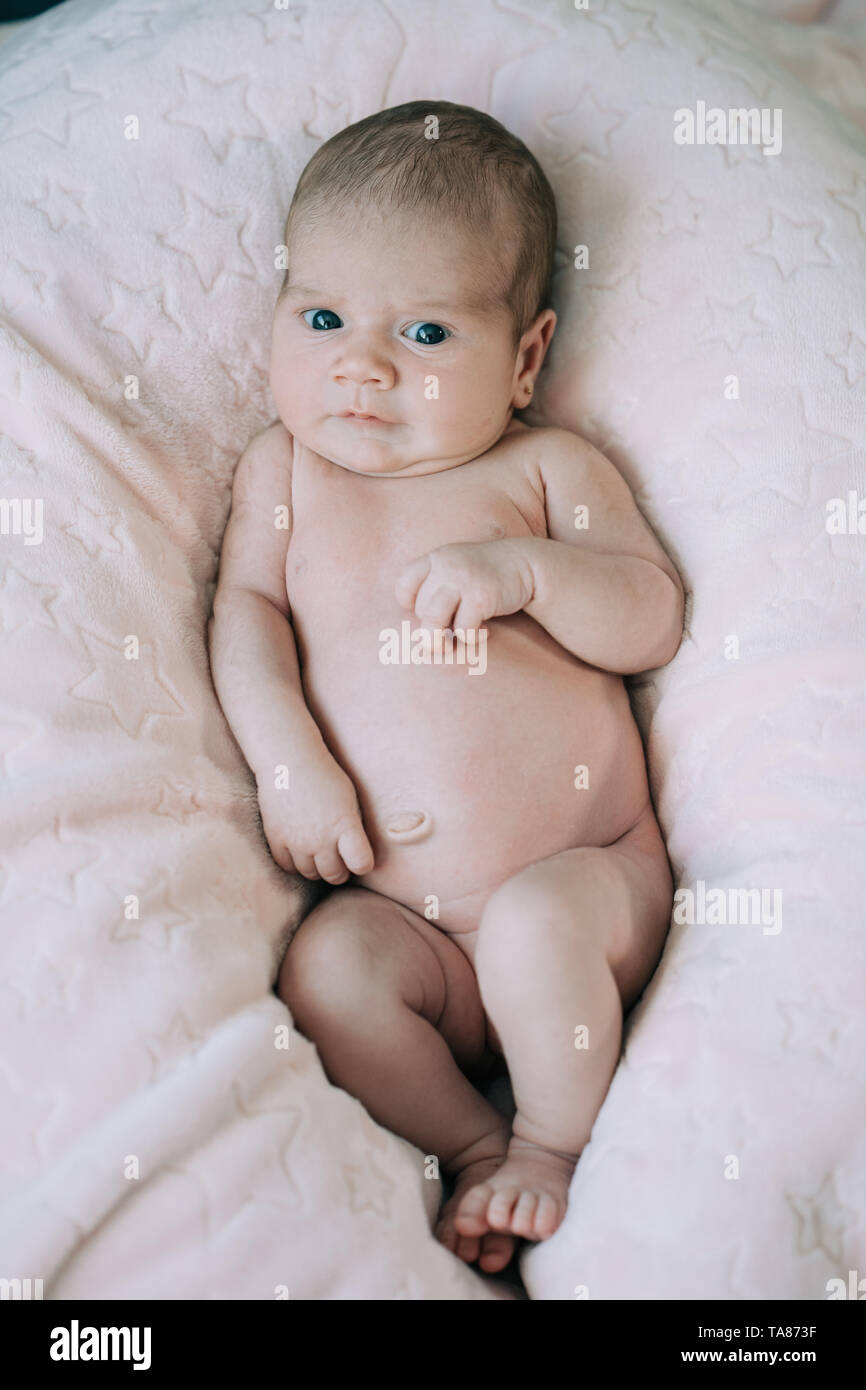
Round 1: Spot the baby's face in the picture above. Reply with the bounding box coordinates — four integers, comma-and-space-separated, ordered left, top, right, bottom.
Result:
269, 204, 532, 477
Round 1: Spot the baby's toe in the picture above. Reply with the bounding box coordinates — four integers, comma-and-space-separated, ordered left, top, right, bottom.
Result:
510, 1190, 539, 1239
479, 1232, 515, 1274
454, 1183, 495, 1236
455, 1233, 481, 1264
486, 1186, 522, 1231
533, 1192, 563, 1239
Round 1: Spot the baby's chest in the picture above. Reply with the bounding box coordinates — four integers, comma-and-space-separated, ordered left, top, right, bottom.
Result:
287, 473, 538, 611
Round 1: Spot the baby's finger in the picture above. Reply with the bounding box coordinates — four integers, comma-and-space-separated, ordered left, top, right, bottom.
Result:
395, 553, 432, 610
453, 600, 486, 634
292, 850, 320, 881
337, 823, 375, 875
314, 847, 350, 885
415, 580, 459, 630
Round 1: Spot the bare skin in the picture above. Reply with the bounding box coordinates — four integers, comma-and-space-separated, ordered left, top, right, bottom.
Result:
208, 201, 684, 1272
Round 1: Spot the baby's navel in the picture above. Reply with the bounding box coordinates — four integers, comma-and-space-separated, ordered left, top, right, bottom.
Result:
384, 809, 434, 844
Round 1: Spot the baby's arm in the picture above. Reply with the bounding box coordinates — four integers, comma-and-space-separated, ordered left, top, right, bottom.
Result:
208, 424, 374, 883
518, 430, 684, 673
397, 431, 684, 675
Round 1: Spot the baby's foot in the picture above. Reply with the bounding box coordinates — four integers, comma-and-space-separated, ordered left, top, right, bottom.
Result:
453, 1135, 577, 1245
435, 1156, 517, 1273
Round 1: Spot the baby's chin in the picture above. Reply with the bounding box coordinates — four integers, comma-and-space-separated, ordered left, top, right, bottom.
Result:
301, 420, 455, 476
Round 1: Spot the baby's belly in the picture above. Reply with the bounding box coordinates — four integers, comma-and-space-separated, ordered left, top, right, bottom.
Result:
299, 611, 651, 932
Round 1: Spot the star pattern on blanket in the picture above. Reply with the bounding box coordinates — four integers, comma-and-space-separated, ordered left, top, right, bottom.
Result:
650, 184, 705, 237
2, 255, 48, 313
543, 87, 627, 164
241, 1, 308, 47
164, 68, 269, 163
31, 179, 94, 236
211, 1083, 303, 1225
108, 870, 194, 952
694, 27, 775, 104
302, 87, 352, 143
697, 292, 770, 353
24, 951, 86, 1016
787, 1173, 856, 1265
151, 778, 205, 823
828, 331, 866, 386
747, 208, 837, 281
68, 627, 185, 738
98, 278, 184, 362
91, 10, 160, 51
0, 817, 100, 908
577, 265, 662, 352
696, 390, 851, 514
583, 0, 665, 50
0, 565, 60, 635
829, 172, 866, 237
143, 1010, 209, 1082
776, 994, 846, 1063
159, 191, 259, 293
62, 503, 125, 559
0, 69, 102, 147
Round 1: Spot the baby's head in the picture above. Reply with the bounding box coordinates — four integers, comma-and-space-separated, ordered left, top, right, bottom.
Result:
269, 100, 557, 476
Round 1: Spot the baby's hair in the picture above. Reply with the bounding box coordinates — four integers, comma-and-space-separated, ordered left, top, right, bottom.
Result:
281, 99, 558, 351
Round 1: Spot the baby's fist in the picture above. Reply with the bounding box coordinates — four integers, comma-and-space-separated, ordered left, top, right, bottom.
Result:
395, 540, 533, 633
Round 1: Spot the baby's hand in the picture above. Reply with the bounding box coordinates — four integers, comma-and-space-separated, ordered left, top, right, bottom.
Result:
395, 540, 533, 632
255, 748, 374, 884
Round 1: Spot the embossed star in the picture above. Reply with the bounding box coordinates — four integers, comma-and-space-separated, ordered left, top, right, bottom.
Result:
698, 292, 770, 353
0, 817, 99, 908
651, 185, 704, 237
543, 87, 627, 164
99, 278, 183, 362
584, 0, 664, 49
143, 1010, 208, 1082
0, 565, 60, 635
787, 1173, 856, 1265
748, 209, 836, 282
108, 870, 194, 952
0, 69, 102, 147
32, 179, 92, 234
829, 332, 866, 387
829, 171, 866, 238
164, 68, 268, 163
62, 502, 124, 559
68, 627, 184, 738
159, 190, 258, 292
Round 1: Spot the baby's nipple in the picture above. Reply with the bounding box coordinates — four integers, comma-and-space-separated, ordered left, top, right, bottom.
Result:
384, 809, 434, 844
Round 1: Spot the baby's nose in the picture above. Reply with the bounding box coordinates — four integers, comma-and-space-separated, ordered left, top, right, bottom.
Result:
332, 342, 396, 387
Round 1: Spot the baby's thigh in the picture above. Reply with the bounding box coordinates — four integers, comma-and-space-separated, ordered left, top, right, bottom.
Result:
278, 885, 489, 1073
475, 803, 673, 1013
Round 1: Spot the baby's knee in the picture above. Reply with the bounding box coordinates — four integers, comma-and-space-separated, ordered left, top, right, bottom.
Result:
477, 864, 569, 959
278, 893, 386, 1017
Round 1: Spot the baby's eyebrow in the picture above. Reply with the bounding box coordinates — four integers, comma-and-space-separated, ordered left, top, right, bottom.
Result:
280, 281, 490, 317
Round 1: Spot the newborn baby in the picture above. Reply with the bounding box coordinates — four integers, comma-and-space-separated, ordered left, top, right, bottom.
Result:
209, 100, 684, 1276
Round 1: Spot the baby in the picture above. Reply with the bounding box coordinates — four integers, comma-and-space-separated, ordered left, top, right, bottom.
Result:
208, 100, 684, 1276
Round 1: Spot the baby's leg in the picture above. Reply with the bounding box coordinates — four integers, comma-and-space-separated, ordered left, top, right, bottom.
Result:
278, 885, 516, 1271
458, 803, 672, 1246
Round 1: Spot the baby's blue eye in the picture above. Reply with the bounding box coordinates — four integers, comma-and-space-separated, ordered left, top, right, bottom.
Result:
404, 321, 450, 345
303, 308, 343, 330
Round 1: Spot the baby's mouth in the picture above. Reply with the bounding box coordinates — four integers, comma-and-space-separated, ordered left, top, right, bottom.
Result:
339, 411, 395, 426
